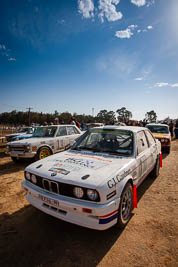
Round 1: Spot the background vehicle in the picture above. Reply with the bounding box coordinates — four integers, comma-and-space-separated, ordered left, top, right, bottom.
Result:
12, 127, 37, 141
146, 123, 171, 153
6, 125, 82, 162
6, 127, 32, 142
22, 126, 161, 230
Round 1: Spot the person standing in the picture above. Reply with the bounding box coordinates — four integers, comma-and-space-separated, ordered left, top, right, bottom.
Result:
169, 120, 174, 138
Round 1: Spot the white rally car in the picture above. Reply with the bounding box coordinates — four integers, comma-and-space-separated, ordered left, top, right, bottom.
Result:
22, 126, 161, 230
6, 125, 82, 162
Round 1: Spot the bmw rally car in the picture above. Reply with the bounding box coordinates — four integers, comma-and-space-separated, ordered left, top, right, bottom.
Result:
22, 126, 161, 230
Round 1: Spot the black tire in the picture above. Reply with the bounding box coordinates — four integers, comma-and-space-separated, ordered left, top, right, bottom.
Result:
11, 157, 20, 163
151, 156, 160, 178
166, 147, 170, 154
36, 147, 52, 160
116, 183, 133, 229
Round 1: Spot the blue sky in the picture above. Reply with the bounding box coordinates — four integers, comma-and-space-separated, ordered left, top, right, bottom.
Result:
0, 0, 178, 120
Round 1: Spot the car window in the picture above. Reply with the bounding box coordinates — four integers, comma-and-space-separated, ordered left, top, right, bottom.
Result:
56, 127, 67, 137
71, 129, 134, 156
137, 131, 149, 155
145, 130, 155, 146
67, 126, 79, 135
146, 125, 169, 134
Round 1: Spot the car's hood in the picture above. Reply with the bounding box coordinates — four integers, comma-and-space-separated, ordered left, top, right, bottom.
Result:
26, 150, 134, 188
7, 132, 25, 137
8, 137, 54, 145
152, 133, 170, 139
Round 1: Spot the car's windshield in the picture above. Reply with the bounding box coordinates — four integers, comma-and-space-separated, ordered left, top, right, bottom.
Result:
147, 125, 169, 134
71, 129, 134, 156
26, 128, 35, 134
17, 127, 28, 133
32, 126, 57, 137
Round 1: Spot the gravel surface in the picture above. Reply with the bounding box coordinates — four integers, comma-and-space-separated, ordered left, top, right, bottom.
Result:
0, 140, 177, 267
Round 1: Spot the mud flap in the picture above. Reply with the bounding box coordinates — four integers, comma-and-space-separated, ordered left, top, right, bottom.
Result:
160, 153, 162, 168
133, 185, 137, 208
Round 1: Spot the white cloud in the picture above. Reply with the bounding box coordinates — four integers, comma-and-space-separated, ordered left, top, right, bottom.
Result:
78, 0, 94, 19
146, 0, 155, 7
155, 82, 169, 87
135, 77, 144, 80
115, 28, 133, 39
131, 0, 146, 7
170, 83, 178, 87
147, 25, 153, 30
115, 24, 138, 39
8, 57, 16, 61
98, 0, 123, 22
128, 24, 138, 29
137, 29, 142, 33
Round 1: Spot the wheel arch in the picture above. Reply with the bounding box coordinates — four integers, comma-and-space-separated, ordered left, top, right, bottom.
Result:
36, 145, 54, 156
37, 144, 53, 153
117, 176, 133, 199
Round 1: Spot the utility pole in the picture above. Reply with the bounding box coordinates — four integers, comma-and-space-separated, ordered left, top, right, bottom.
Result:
92, 108, 94, 117
26, 107, 33, 126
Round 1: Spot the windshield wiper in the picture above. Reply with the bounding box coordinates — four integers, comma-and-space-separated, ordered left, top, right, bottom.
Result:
102, 150, 129, 156
72, 146, 102, 152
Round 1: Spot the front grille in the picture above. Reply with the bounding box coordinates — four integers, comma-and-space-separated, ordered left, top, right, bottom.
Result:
10, 146, 25, 152
26, 175, 100, 202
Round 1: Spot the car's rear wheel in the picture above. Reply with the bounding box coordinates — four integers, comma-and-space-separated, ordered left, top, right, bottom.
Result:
151, 156, 160, 178
37, 147, 52, 160
116, 183, 133, 229
11, 157, 20, 163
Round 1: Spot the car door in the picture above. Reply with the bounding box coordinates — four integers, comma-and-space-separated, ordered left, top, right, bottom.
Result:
66, 126, 81, 147
136, 131, 150, 185
54, 126, 68, 152
144, 129, 157, 170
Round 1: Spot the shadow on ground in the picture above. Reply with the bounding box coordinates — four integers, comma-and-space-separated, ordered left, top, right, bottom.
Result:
0, 171, 160, 267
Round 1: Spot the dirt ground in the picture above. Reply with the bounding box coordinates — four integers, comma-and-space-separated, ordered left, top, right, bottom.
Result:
0, 140, 177, 267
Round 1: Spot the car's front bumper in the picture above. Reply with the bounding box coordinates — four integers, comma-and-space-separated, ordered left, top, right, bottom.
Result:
7, 151, 36, 158
22, 180, 120, 230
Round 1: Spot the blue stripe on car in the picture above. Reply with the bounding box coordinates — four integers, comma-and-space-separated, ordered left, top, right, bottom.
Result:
99, 213, 118, 224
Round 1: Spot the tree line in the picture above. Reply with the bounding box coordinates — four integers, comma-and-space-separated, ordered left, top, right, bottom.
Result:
0, 108, 157, 126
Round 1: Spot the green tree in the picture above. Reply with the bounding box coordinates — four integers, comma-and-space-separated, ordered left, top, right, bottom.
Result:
145, 110, 157, 123
96, 110, 116, 123
116, 107, 132, 123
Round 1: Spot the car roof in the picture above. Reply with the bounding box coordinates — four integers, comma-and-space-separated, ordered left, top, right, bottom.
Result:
146, 123, 168, 127
90, 125, 147, 133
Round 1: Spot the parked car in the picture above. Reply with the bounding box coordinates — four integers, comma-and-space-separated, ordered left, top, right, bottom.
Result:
6, 127, 32, 142
6, 125, 82, 162
146, 123, 171, 153
22, 126, 161, 230
12, 127, 37, 141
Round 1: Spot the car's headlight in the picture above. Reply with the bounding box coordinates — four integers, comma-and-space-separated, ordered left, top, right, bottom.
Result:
160, 139, 165, 143
73, 187, 84, 198
25, 171, 31, 180
87, 189, 98, 201
31, 174, 37, 184
6, 145, 10, 152
24, 145, 30, 152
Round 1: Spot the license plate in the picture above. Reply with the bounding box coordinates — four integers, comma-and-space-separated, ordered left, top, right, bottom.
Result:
38, 194, 60, 207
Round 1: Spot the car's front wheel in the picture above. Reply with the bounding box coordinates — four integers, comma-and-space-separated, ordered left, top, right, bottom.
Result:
37, 147, 52, 160
116, 183, 133, 229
